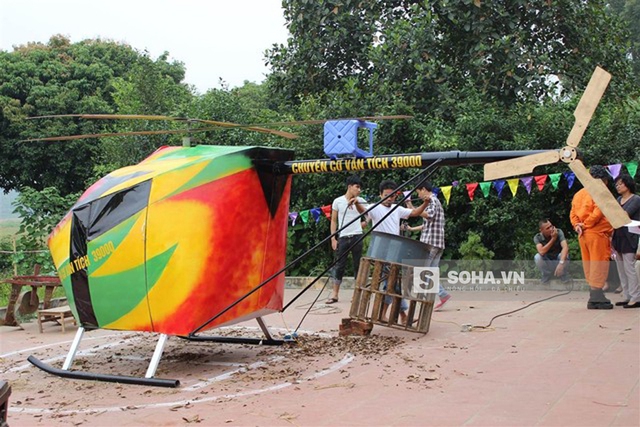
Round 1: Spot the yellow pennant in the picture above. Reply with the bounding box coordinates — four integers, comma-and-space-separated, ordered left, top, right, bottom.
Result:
440, 186, 452, 205
507, 178, 519, 197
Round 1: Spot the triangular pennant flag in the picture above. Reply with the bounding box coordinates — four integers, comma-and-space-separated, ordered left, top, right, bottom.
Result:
300, 210, 310, 224
625, 161, 638, 178
549, 173, 561, 190
441, 186, 452, 205
479, 182, 491, 198
493, 180, 506, 199
507, 178, 519, 197
534, 175, 547, 191
433, 187, 440, 197
521, 177, 533, 194
310, 208, 322, 223
563, 171, 575, 189
452, 180, 459, 187
321, 205, 332, 219
466, 183, 478, 201
289, 212, 299, 226
607, 163, 622, 179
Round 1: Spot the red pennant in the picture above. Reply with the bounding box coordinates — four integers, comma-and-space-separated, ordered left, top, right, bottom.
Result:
321, 205, 332, 219
466, 182, 479, 201
534, 175, 547, 191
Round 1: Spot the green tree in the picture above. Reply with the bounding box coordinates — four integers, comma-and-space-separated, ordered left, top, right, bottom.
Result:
0, 36, 191, 195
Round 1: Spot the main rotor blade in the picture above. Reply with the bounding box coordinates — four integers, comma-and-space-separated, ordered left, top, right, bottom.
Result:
21, 128, 211, 142
248, 115, 414, 127
28, 114, 298, 139
569, 160, 630, 228
566, 66, 611, 148
483, 150, 559, 181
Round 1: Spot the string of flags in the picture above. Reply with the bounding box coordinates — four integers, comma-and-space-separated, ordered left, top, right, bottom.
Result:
288, 161, 638, 226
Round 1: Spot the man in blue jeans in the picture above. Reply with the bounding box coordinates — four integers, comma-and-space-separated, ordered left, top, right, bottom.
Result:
534, 219, 570, 283
406, 181, 451, 310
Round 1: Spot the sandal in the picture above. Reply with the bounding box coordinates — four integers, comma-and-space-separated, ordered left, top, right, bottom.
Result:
325, 298, 339, 304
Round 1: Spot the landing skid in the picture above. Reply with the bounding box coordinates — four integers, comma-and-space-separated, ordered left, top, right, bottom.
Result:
28, 317, 284, 388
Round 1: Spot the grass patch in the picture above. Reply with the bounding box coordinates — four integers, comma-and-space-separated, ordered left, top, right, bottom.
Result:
0, 219, 20, 239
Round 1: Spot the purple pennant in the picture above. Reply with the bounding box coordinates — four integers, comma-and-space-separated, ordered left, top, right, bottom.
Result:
310, 208, 322, 223
289, 212, 299, 226
607, 164, 622, 179
492, 180, 506, 199
452, 180, 459, 187
563, 171, 575, 189
520, 177, 533, 194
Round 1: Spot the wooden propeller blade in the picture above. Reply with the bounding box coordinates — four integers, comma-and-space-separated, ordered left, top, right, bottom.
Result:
483, 150, 559, 181
21, 128, 213, 142
566, 66, 611, 148
569, 160, 631, 228
28, 114, 298, 139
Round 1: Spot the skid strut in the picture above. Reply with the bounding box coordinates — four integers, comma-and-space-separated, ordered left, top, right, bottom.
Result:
29, 327, 180, 387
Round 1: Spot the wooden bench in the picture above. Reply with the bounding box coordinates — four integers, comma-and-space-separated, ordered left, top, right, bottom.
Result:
37, 305, 74, 333
1, 264, 62, 326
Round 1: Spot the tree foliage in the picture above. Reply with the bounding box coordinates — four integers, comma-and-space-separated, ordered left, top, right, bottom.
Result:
268, 0, 635, 109
0, 36, 190, 195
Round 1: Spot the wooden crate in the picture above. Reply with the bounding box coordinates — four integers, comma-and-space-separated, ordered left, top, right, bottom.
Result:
350, 257, 435, 333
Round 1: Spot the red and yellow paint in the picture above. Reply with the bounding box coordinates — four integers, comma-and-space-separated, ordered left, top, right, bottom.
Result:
48, 145, 292, 335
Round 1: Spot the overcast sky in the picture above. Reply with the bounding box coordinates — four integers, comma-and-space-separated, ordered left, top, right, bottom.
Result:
0, 0, 289, 93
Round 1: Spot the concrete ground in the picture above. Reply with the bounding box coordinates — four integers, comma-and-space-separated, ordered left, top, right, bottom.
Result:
1, 287, 638, 426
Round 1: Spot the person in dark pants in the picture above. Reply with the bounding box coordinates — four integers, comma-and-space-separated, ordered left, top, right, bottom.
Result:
534, 219, 570, 284
327, 175, 368, 304
612, 174, 640, 308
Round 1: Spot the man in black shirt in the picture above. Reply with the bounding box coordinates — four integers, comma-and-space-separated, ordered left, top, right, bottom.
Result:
534, 219, 570, 283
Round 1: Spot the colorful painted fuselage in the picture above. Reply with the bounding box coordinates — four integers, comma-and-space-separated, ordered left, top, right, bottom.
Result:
48, 145, 293, 335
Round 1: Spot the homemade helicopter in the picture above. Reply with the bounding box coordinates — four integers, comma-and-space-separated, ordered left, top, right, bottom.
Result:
23, 66, 635, 387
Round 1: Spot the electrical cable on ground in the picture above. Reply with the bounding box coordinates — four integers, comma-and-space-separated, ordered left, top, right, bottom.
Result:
471, 279, 575, 331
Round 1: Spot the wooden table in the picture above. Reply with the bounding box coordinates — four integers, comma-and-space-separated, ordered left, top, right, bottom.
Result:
1, 267, 62, 327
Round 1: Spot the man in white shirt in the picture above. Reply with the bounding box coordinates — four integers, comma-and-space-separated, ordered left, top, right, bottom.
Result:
353, 179, 429, 322
327, 175, 368, 304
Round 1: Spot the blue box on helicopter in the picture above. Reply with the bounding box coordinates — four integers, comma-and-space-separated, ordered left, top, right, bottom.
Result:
323, 120, 377, 158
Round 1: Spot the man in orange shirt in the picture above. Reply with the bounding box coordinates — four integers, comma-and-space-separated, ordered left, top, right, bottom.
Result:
570, 165, 614, 309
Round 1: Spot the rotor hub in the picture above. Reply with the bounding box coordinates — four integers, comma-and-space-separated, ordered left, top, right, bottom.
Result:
560, 146, 578, 163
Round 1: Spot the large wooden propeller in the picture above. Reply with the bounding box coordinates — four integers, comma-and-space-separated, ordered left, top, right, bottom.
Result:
483, 67, 631, 228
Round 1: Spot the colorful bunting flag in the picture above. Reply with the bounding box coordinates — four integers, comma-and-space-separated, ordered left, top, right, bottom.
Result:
441, 186, 452, 205
289, 212, 298, 226
479, 182, 491, 198
507, 178, 519, 197
563, 171, 575, 189
521, 176, 533, 194
310, 208, 322, 223
321, 205, 332, 219
626, 161, 638, 178
549, 173, 561, 190
300, 210, 310, 224
607, 163, 622, 179
534, 175, 547, 191
493, 180, 506, 199
433, 187, 440, 197
466, 183, 478, 201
